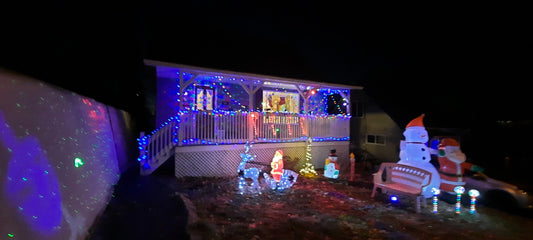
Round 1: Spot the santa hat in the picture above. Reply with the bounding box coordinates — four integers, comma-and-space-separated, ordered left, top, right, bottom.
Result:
275, 150, 283, 156
406, 114, 425, 128
439, 138, 460, 147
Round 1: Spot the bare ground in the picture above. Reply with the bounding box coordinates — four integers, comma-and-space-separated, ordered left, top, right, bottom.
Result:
178, 170, 533, 240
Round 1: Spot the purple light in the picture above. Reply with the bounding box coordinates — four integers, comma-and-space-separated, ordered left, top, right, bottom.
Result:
1, 110, 62, 235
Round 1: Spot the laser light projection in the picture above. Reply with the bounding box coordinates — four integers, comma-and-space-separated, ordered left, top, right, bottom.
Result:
74, 157, 85, 168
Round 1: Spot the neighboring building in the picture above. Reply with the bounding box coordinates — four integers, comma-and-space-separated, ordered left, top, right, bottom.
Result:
138, 59, 403, 177
350, 92, 403, 168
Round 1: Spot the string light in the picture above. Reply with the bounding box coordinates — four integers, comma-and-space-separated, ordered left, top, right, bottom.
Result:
264, 170, 298, 191
468, 189, 480, 214
299, 138, 318, 177
237, 142, 261, 194
454, 186, 465, 214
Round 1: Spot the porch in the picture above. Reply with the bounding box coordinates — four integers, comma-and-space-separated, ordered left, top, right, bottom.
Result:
138, 110, 351, 175
139, 60, 361, 176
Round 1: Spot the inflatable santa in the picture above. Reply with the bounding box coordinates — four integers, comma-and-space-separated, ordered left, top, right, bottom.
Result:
397, 114, 441, 198
437, 138, 483, 193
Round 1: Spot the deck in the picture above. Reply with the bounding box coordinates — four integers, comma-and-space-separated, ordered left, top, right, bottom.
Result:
138, 111, 351, 176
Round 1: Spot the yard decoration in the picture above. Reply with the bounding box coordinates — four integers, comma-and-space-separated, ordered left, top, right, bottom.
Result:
237, 142, 261, 194
299, 138, 318, 177
264, 169, 299, 191
437, 138, 484, 194
454, 186, 465, 214
324, 149, 339, 179
431, 187, 440, 213
263, 149, 299, 191
469, 189, 480, 214
271, 150, 284, 182
397, 114, 440, 198
350, 152, 356, 182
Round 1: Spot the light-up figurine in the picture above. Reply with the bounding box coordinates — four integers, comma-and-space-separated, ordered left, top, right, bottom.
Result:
299, 138, 318, 177
237, 142, 261, 194
454, 186, 465, 214
263, 150, 298, 191
431, 187, 440, 213
350, 152, 356, 182
271, 150, 284, 182
468, 189, 480, 214
324, 149, 339, 179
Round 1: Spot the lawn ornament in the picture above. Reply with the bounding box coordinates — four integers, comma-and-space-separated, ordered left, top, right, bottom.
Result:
350, 152, 356, 181
299, 138, 318, 177
397, 114, 440, 198
237, 142, 261, 194
264, 169, 298, 191
469, 189, 480, 214
271, 150, 284, 182
437, 138, 484, 193
432, 187, 440, 213
454, 186, 465, 214
263, 149, 298, 191
324, 149, 339, 179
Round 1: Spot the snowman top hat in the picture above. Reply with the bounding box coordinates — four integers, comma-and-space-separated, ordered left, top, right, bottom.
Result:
406, 114, 425, 128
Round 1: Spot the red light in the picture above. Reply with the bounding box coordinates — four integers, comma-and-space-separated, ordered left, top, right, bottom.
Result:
310, 89, 316, 95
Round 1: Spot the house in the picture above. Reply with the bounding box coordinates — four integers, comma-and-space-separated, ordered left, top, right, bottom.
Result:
138, 59, 402, 177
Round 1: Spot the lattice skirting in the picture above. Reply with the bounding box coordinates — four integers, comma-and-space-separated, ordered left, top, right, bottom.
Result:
174, 141, 349, 178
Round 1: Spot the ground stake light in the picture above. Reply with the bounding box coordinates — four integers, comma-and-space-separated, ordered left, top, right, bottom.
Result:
468, 189, 480, 214
454, 186, 465, 214
431, 187, 440, 213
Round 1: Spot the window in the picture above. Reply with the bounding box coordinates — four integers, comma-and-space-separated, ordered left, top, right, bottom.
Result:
195, 86, 215, 111
366, 134, 385, 145
262, 90, 300, 113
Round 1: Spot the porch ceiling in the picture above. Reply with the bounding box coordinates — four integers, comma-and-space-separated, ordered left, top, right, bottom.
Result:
145, 59, 363, 91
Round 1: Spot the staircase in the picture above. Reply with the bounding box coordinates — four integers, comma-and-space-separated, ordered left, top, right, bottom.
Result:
137, 117, 179, 175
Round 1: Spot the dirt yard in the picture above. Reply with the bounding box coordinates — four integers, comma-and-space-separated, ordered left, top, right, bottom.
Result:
176, 167, 533, 240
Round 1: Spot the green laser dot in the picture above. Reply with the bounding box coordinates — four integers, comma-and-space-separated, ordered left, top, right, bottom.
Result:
74, 157, 85, 168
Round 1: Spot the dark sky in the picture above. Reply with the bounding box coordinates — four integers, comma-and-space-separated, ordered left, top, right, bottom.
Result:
1, 1, 530, 128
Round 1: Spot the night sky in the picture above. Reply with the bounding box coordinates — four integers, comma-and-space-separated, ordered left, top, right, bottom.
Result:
1, 1, 530, 129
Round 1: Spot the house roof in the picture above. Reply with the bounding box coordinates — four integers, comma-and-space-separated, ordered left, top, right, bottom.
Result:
144, 59, 363, 91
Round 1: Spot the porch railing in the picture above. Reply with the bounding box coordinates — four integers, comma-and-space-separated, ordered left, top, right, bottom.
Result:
137, 116, 179, 174
138, 111, 350, 174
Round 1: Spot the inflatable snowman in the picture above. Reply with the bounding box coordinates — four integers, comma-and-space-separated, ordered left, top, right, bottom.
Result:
397, 114, 441, 198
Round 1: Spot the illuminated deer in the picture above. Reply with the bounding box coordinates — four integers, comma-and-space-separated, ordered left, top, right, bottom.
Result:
237, 142, 261, 194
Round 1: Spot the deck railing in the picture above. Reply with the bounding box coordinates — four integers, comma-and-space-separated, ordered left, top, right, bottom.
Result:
138, 111, 350, 174
137, 116, 179, 174
177, 111, 350, 144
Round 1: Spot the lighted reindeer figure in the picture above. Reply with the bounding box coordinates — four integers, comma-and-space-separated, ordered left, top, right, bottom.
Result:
238, 142, 261, 194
